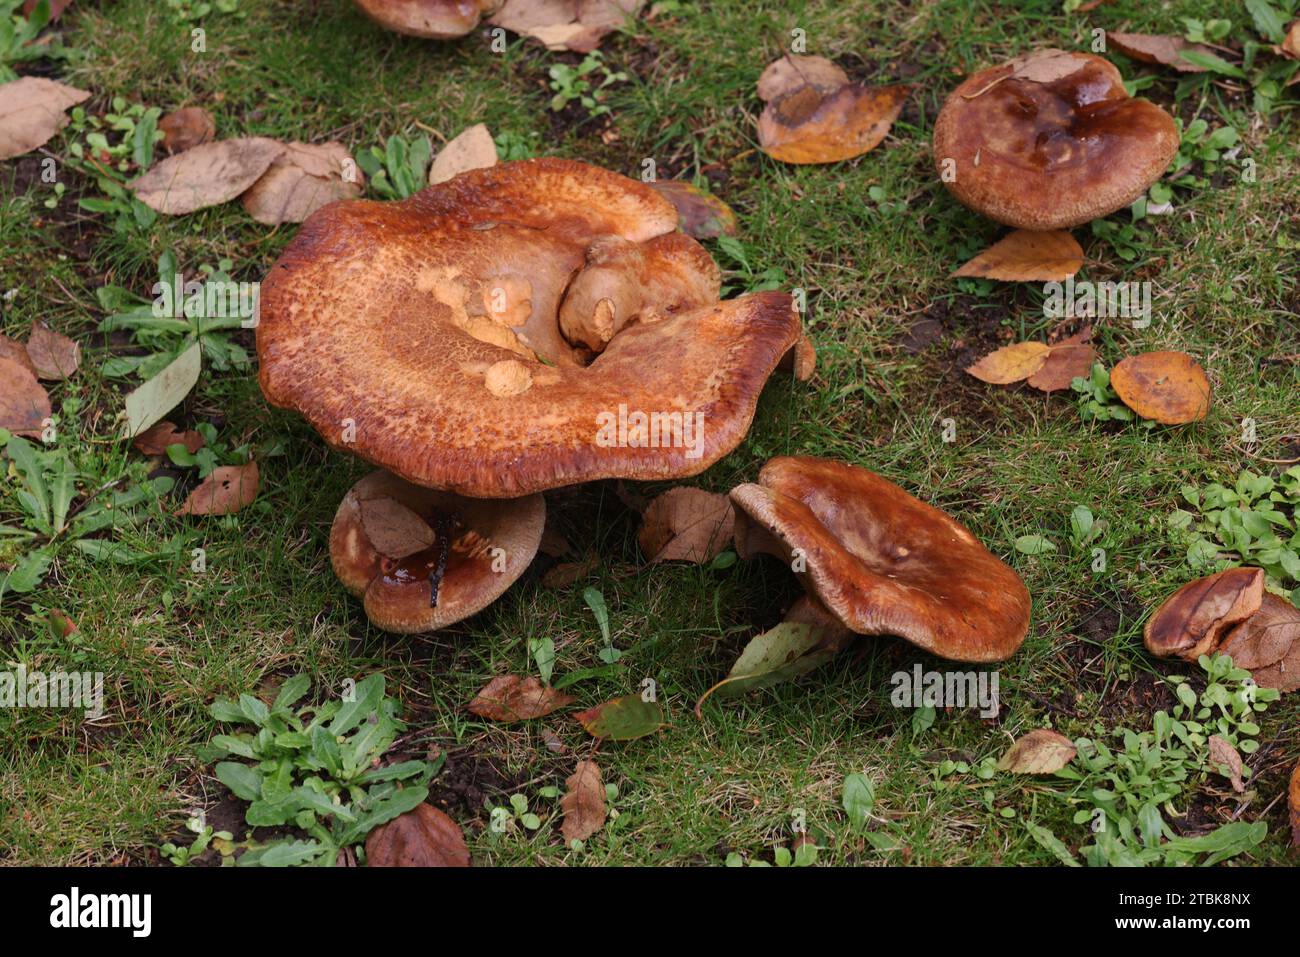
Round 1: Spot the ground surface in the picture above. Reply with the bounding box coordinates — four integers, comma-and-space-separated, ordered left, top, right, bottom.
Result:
1, 0, 1298, 866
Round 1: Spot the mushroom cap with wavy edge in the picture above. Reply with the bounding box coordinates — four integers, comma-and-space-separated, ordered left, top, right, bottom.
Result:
932, 49, 1178, 230
729, 456, 1031, 663
353, 0, 497, 38
331, 469, 544, 633
1143, 567, 1264, 661
257, 158, 802, 498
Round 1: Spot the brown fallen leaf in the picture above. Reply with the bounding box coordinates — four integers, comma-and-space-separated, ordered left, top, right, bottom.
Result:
961, 48, 1086, 100
0, 76, 91, 161
757, 54, 849, 102
1027, 342, 1096, 393
997, 729, 1077, 774
1111, 351, 1211, 425
1143, 568, 1265, 661
22, 0, 73, 18
175, 461, 260, 516
468, 675, 576, 722
0, 356, 52, 438
132, 420, 205, 457
1075, 0, 1113, 10
542, 557, 596, 588
1107, 32, 1213, 73
541, 727, 566, 754
952, 230, 1083, 282
25, 320, 80, 380
539, 522, 571, 558
0, 335, 37, 378
1252, 633, 1300, 693
1219, 593, 1300, 671
648, 180, 737, 239
365, 803, 470, 867
758, 83, 909, 165
131, 137, 285, 215
1290, 759, 1299, 846
358, 496, 434, 559
241, 141, 362, 226
428, 123, 498, 186
158, 107, 216, 153
1283, 21, 1300, 60
490, 0, 644, 53
560, 759, 606, 843
964, 341, 1051, 385
638, 486, 734, 564
1207, 734, 1245, 793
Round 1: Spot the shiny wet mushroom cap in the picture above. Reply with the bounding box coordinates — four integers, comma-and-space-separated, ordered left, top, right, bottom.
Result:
729, 456, 1031, 662
932, 49, 1178, 229
354, 0, 496, 38
1143, 567, 1265, 661
331, 469, 544, 633
257, 158, 802, 497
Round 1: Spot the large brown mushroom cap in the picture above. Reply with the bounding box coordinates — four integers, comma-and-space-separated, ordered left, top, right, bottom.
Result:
729, 456, 1031, 662
331, 470, 544, 633
354, 0, 497, 38
258, 158, 801, 497
932, 49, 1178, 229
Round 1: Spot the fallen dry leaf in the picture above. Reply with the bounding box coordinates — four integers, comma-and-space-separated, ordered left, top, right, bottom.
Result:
1219, 593, 1300, 671
573, 694, 665, 740
490, 0, 644, 53
0, 355, 52, 438
542, 557, 596, 588
952, 230, 1083, 282
1207, 734, 1245, 793
0, 335, 37, 377
1027, 342, 1096, 393
962, 48, 1085, 100
1107, 32, 1213, 73
638, 486, 734, 564
964, 341, 1051, 385
0, 76, 91, 161
25, 320, 80, 380
468, 675, 575, 722
1283, 22, 1300, 60
1111, 351, 1211, 425
241, 141, 362, 226
560, 759, 606, 843
1252, 633, 1300, 693
649, 180, 737, 239
1143, 567, 1264, 661
997, 729, 1077, 774
757, 54, 849, 102
175, 461, 260, 516
132, 137, 285, 215
131, 420, 205, 457
358, 496, 434, 559
758, 83, 909, 165
158, 107, 216, 153
428, 123, 498, 186
22, 0, 73, 18
365, 803, 470, 867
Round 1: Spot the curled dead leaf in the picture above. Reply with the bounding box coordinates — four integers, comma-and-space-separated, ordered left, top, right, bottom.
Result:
132, 137, 285, 215
158, 107, 216, 153
757, 54, 849, 102
0, 77, 90, 161
996, 729, 1077, 774
428, 123, 498, 186
560, 759, 606, 843
490, 0, 644, 53
1219, 593, 1300, 671
1110, 351, 1211, 425
1027, 342, 1096, 393
25, 320, 80, 380
175, 461, 260, 516
358, 496, 434, 559
0, 356, 52, 438
1143, 568, 1264, 661
1283, 22, 1300, 60
758, 83, 909, 165
468, 675, 575, 722
132, 420, 205, 457
241, 141, 363, 226
1107, 32, 1213, 73
0, 335, 37, 378
365, 803, 470, 867
952, 230, 1083, 282
638, 486, 734, 564
963, 341, 1051, 385
1207, 734, 1245, 793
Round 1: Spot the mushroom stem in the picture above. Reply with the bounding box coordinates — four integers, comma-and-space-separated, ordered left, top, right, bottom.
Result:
784, 594, 854, 650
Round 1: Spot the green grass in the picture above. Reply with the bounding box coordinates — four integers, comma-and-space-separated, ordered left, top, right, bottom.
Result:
1, 0, 1298, 865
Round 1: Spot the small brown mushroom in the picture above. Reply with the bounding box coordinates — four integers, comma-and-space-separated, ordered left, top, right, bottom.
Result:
1143, 567, 1265, 661
331, 470, 544, 633
932, 49, 1178, 229
354, 0, 497, 38
729, 456, 1031, 663
257, 158, 802, 497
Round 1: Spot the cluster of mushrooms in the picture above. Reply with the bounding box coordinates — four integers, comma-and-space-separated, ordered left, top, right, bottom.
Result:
255, 46, 1186, 670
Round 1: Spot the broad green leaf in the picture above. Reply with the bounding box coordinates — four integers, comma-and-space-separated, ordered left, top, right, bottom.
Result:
841, 773, 875, 831
573, 694, 665, 742
120, 342, 201, 439
272, 674, 311, 712
1025, 821, 1080, 866
215, 761, 263, 801
328, 673, 384, 736
695, 622, 848, 713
